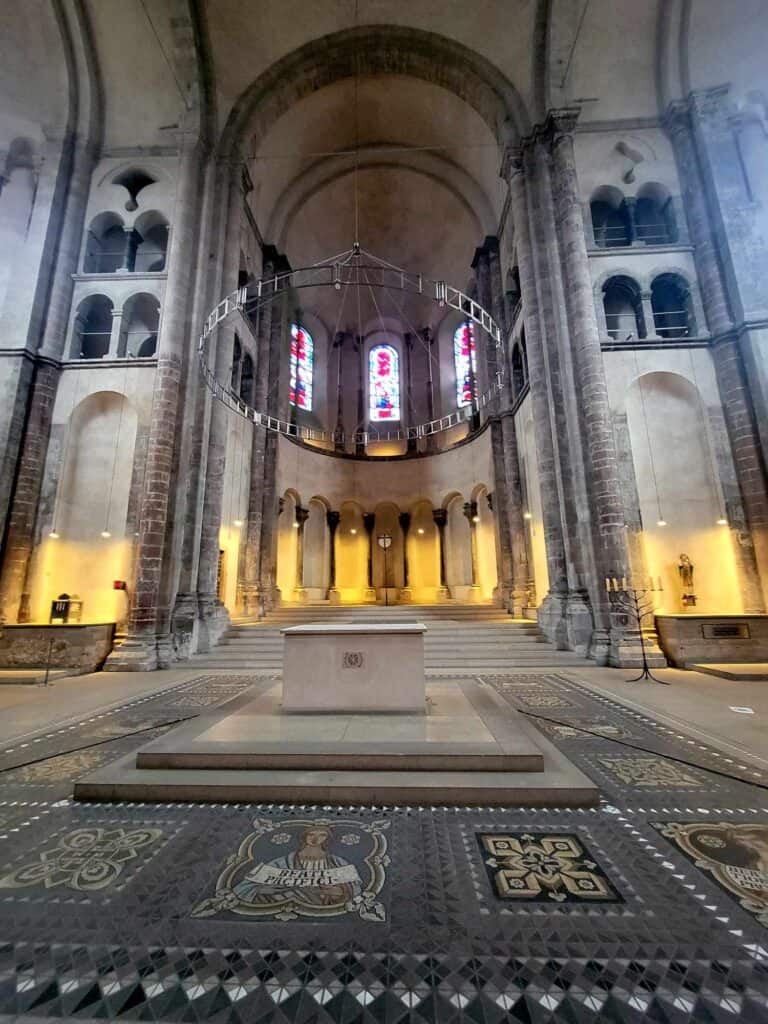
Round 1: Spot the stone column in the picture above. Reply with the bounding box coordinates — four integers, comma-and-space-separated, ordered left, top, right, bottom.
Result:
108, 307, 123, 358
547, 110, 634, 664
463, 501, 480, 595
665, 99, 767, 607
238, 248, 277, 617
421, 328, 437, 452
327, 510, 340, 602
504, 149, 570, 646
432, 508, 449, 597
355, 335, 366, 456
404, 333, 416, 452
118, 228, 140, 273
194, 164, 243, 651
399, 511, 412, 601
624, 197, 638, 245
362, 512, 376, 599
105, 134, 206, 670
294, 505, 309, 600
640, 291, 658, 339
333, 331, 345, 452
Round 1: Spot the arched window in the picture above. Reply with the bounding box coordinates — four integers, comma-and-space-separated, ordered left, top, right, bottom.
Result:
73, 295, 113, 359
454, 322, 477, 408
119, 293, 160, 357
651, 274, 696, 339
590, 186, 630, 248
511, 343, 525, 395
84, 213, 125, 273
635, 183, 677, 245
230, 336, 242, 390
134, 211, 169, 272
240, 352, 254, 404
289, 323, 313, 411
369, 343, 401, 421
602, 275, 645, 340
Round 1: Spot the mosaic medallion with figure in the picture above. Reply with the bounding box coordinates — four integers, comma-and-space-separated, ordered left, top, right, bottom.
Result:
192, 818, 390, 922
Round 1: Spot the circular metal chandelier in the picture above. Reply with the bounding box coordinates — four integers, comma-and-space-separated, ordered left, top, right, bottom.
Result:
199, 244, 506, 447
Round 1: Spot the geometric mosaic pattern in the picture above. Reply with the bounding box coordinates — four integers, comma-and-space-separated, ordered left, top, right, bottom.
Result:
476, 831, 623, 903
0, 670, 766, 1022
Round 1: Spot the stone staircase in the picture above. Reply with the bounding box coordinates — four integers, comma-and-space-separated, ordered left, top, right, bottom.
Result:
188, 603, 587, 674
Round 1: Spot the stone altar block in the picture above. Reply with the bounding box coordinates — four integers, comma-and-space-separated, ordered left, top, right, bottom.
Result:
281, 622, 426, 713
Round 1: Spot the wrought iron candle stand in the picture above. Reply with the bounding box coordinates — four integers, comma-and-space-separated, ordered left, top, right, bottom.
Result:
606, 576, 668, 685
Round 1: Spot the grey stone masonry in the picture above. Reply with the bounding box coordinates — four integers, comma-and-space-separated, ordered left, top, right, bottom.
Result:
504, 110, 643, 667
665, 97, 768, 608
104, 135, 205, 671
505, 150, 569, 648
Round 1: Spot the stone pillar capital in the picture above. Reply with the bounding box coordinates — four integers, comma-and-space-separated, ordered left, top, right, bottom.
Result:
294, 505, 309, 529
362, 512, 375, 535
463, 500, 478, 524
432, 508, 447, 529
326, 509, 340, 532
398, 511, 411, 535
500, 145, 523, 184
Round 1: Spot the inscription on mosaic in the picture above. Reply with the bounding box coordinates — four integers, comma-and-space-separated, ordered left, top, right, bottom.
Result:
0, 825, 165, 895
655, 822, 768, 928
476, 832, 622, 904
192, 818, 390, 922
597, 756, 707, 789
515, 692, 574, 709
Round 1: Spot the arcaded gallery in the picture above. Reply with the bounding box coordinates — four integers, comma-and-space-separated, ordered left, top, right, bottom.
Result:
0, 2, 766, 1021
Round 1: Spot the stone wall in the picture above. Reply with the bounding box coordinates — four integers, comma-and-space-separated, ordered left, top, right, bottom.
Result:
0, 623, 115, 673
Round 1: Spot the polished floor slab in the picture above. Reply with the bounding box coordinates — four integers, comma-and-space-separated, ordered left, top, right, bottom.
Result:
129, 680, 545, 772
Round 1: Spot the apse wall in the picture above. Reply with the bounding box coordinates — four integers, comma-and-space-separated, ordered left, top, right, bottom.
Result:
275, 427, 494, 511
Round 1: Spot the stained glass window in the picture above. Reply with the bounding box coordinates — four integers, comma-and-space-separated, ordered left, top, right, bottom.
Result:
369, 344, 401, 421
454, 321, 477, 407
289, 323, 313, 411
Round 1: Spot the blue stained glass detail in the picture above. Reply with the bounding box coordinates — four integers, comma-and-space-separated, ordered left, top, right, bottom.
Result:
289, 323, 313, 411
454, 322, 477, 408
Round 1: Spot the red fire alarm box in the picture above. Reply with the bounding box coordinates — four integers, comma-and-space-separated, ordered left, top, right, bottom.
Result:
113, 580, 127, 590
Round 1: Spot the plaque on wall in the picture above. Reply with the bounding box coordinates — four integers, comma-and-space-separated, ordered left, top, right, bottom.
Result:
701, 623, 750, 640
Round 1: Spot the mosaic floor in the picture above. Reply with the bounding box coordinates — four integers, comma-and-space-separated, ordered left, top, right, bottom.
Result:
0, 671, 766, 1022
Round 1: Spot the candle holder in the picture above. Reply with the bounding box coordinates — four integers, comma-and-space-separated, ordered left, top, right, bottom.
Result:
605, 575, 668, 685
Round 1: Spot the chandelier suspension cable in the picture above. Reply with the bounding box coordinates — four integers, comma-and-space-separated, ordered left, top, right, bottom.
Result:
353, 0, 361, 246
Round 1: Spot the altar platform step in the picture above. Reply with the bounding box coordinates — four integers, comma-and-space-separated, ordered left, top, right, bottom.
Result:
689, 662, 768, 681
75, 679, 599, 807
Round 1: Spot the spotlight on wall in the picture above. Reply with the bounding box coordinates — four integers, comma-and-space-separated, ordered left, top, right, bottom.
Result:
100, 530, 112, 538
717, 516, 728, 526
234, 519, 243, 527
350, 528, 357, 535
49, 530, 60, 539
656, 518, 667, 527
472, 515, 480, 523
523, 511, 532, 520
292, 521, 299, 529
417, 527, 425, 534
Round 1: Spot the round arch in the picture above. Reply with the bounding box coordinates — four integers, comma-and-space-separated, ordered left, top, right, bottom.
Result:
220, 25, 530, 159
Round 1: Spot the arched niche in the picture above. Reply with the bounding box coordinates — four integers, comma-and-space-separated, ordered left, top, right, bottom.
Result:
408, 499, 440, 597
336, 501, 367, 597
33, 391, 138, 625
520, 416, 548, 607
83, 212, 125, 274
473, 485, 498, 601
372, 502, 404, 591
445, 493, 473, 596
120, 292, 160, 357
303, 497, 330, 596
625, 371, 741, 613
276, 490, 299, 597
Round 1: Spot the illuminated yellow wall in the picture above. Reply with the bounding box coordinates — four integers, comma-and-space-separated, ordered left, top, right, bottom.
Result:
28, 391, 138, 625
407, 499, 441, 601
335, 502, 368, 600
276, 491, 299, 598
626, 371, 742, 613
474, 485, 498, 600
518, 406, 549, 606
